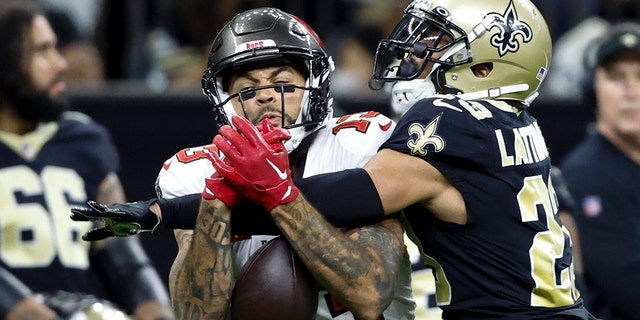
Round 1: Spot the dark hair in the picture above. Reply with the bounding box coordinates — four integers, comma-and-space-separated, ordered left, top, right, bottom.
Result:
0, 0, 43, 103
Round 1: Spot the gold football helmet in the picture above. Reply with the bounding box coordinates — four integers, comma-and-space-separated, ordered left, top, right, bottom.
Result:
371, 0, 552, 108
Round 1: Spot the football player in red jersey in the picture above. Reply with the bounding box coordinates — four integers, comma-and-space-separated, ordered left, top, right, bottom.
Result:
0, 1, 173, 319
73, 7, 417, 320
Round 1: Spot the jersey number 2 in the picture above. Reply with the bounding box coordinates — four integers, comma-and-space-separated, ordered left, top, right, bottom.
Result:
518, 175, 579, 307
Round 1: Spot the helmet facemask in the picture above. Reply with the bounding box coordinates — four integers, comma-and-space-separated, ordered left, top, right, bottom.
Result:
201, 7, 334, 152
370, 10, 468, 89
202, 54, 333, 152
371, 0, 552, 108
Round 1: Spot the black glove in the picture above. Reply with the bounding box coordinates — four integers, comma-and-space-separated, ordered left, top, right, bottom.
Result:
70, 199, 161, 241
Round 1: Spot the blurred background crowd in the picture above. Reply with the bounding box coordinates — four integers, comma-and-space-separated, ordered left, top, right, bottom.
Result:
46, 0, 640, 99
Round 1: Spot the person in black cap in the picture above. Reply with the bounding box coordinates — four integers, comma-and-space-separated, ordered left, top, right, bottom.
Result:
560, 21, 640, 320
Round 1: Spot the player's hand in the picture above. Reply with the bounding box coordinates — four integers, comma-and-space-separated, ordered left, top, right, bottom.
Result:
210, 116, 299, 211
202, 169, 242, 208
202, 118, 290, 208
70, 199, 161, 241
258, 117, 292, 150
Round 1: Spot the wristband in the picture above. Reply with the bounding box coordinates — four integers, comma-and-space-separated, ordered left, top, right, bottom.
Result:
158, 194, 201, 230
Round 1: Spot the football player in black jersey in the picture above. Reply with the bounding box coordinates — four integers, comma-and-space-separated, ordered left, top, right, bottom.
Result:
0, 1, 173, 319
209, 0, 597, 319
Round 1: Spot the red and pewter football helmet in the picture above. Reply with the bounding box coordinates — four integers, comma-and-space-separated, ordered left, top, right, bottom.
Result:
371, 0, 552, 111
202, 8, 334, 152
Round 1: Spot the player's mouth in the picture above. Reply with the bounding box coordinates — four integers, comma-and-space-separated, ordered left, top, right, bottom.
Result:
260, 113, 283, 127
49, 75, 66, 98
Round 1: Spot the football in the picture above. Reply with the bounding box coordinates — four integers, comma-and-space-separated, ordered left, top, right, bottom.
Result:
231, 236, 319, 320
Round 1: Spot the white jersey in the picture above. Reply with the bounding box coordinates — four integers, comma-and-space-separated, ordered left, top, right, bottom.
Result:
156, 111, 416, 319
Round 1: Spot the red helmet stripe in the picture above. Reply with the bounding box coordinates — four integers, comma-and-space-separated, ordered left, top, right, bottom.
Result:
291, 15, 326, 50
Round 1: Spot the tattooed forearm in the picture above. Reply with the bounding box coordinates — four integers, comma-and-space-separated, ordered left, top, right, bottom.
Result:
269, 195, 404, 319
171, 198, 234, 320
169, 229, 191, 302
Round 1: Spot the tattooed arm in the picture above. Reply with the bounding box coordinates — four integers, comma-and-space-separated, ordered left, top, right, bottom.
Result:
270, 195, 405, 320
168, 229, 192, 310
170, 198, 234, 320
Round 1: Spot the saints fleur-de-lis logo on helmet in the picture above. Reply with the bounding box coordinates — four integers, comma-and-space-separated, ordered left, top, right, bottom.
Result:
486, 0, 533, 57
407, 113, 445, 156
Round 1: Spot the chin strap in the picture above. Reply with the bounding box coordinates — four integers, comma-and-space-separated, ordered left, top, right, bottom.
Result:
391, 79, 436, 117
456, 83, 530, 102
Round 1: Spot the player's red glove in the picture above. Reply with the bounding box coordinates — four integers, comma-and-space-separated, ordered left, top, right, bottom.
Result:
201, 168, 242, 208
210, 116, 299, 211
258, 118, 291, 152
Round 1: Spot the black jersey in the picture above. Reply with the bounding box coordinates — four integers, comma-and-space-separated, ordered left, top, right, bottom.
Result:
382, 95, 587, 319
0, 112, 119, 294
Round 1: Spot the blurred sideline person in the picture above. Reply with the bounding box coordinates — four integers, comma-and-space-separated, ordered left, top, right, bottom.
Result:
210, 0, 597, 319
72, 8, 416, 320
0, 1, 173, 319
560, 22, 640, 320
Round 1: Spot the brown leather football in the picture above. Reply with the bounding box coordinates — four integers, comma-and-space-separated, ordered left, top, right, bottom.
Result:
231, 236, 319, 320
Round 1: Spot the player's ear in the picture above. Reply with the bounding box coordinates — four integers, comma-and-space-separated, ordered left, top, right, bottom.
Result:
471, 63, 493, 78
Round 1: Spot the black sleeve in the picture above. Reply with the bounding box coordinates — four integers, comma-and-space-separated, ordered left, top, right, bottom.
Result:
158, 193, 202, 229
159, 168, 385, 234
297, 168, 385, 227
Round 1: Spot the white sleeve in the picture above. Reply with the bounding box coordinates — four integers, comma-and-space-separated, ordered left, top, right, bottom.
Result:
155, 145, 217, 200
303, 112, 396, 177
